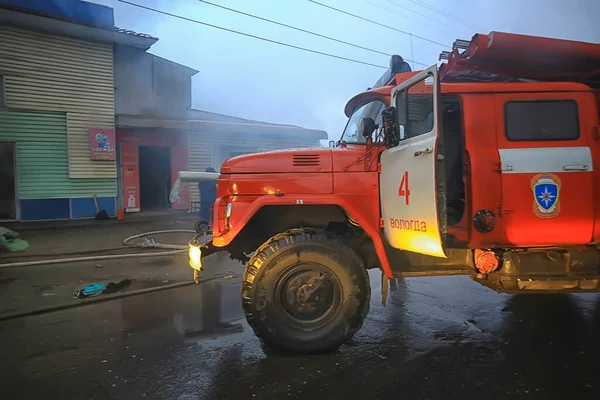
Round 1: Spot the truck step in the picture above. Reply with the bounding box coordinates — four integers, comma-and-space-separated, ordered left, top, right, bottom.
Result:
473, 273, 600, 294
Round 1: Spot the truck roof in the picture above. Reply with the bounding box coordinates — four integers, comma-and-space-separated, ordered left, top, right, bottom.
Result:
344, 81, 592, 117
345, 31, 600, 117
440, 31, 600, 87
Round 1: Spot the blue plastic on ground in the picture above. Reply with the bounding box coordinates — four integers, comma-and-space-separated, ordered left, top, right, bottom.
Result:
82, 283, 105, 295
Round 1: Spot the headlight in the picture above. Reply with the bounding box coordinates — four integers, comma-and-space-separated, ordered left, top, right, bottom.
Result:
188, 241, 202, 271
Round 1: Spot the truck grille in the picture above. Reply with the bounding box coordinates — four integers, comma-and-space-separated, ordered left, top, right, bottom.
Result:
292, 154, 320, 167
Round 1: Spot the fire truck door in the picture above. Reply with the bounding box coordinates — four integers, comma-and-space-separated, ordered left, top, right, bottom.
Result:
380, 65, 447, 258
495, 94, 595, 245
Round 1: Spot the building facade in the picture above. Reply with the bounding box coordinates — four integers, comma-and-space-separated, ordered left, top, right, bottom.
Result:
0, 24, 116, 220
0, 0, 155, 221
116, 113, 327, 209
112, 47, 327, 214
0, 0, 327, 221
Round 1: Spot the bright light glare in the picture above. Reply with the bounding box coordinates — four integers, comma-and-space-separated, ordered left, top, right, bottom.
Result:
188, 243, 202, 271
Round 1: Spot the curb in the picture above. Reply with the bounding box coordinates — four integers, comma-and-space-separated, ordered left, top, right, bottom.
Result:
2, 213, 198, 231
0, 274, 238, 322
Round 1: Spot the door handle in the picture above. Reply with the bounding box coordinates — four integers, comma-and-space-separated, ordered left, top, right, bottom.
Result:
414, 147, 433, 157
563, 165, 589, 171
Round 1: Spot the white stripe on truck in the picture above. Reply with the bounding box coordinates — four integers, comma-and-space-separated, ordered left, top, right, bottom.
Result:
498, 147, 593, 174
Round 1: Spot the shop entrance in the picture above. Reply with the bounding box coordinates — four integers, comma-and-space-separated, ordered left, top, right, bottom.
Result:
138, 146, 172, 211
0, 142, 17, 220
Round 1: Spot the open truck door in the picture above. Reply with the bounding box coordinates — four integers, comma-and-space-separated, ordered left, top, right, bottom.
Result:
379, 65, 447, 258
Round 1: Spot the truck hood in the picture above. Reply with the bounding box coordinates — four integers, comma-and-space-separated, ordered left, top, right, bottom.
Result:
220, 148, 333, 174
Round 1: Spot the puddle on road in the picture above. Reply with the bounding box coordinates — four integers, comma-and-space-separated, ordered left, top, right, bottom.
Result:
3, 270, 600, 400
0, 275, 252, 382
0, 277, 18, 285
125, 279, 173, 290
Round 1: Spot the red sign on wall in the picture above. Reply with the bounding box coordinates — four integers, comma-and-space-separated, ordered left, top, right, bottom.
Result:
90, 128, 116, 160
121, 144, 140, 212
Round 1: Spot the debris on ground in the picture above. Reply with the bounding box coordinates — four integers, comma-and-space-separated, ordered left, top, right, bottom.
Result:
74, 279, 132, 299
0, 227, 29, 252
102, 279, 131, 294
74, 283, 106, 298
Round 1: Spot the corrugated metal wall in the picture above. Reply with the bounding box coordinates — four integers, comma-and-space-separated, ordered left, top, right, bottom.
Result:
0, 109, 116, 199
187, 131, 322, 203
188, 136, 215, 173
0, 25, 116, 180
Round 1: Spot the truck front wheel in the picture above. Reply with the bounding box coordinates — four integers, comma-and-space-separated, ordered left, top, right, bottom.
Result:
241, 229, 370, 354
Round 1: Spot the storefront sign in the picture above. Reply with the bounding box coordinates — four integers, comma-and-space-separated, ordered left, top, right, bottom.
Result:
121, 144, 140, 212
89, 128, 116, 160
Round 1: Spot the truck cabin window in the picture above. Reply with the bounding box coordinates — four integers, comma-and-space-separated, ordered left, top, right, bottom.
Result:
505, 100, 579, 141
340, 100, 387, 144
395, 83, 434, 141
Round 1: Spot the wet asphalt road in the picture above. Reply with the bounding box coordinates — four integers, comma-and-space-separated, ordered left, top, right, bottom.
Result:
2, 271, 600, 400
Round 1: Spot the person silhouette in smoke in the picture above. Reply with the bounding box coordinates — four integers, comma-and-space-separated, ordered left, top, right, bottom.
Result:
198, 167, 217, 222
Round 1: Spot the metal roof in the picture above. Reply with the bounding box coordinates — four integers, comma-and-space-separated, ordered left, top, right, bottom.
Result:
114, 26, 157, 40
116, 114, 328, 140
0, 2, 158, 50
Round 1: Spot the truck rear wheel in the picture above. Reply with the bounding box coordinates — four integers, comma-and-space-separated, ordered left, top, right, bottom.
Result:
241, 229, 371, 354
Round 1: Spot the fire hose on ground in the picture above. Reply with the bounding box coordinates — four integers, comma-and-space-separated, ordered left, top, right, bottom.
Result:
0, 229, 196, 269
0, 228, 233, 321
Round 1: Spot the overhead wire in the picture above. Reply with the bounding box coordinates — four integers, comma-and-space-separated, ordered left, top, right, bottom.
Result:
117, 0, 393, 69
306, 0, 447, 48
364, 0, 460, 38
404, 0, 484, 32
382, 0, 472, 35
196, 0, 392, 58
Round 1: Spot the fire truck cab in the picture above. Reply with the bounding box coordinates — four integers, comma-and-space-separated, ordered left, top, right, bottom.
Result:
188, 31, 600, 354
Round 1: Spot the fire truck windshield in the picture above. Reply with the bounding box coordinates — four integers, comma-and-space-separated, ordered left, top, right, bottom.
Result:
339, 100, 387, 144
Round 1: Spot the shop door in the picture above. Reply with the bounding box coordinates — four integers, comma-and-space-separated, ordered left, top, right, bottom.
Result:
0, 142, 17, 220
121, 144, 140, 212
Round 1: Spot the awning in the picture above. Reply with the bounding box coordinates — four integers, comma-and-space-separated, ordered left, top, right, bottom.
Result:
116, 115, 328, 140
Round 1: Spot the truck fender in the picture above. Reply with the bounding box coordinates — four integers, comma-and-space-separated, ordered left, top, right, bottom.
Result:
213, 194, 394, 279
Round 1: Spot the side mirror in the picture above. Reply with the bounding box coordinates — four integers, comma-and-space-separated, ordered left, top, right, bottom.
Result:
328, 140, 335, 148
359, 117, 377, 139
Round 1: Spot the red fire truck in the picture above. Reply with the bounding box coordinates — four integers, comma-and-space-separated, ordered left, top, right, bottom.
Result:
188, 31, 600, 354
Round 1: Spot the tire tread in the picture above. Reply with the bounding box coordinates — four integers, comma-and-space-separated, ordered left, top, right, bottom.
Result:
241, 228, 370, 353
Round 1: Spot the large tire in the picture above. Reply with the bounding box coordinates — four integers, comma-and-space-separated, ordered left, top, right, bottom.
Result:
241, 228, 370, 354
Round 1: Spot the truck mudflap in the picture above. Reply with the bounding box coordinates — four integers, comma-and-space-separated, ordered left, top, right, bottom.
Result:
188, 234, 220, 284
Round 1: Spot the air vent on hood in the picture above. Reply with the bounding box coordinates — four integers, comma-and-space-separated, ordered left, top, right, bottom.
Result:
293, 154, 321, 167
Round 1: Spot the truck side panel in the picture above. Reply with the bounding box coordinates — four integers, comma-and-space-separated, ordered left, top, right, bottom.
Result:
594, 90, 600, 244
494, 91, 596, 246
461, 95, 504, 248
